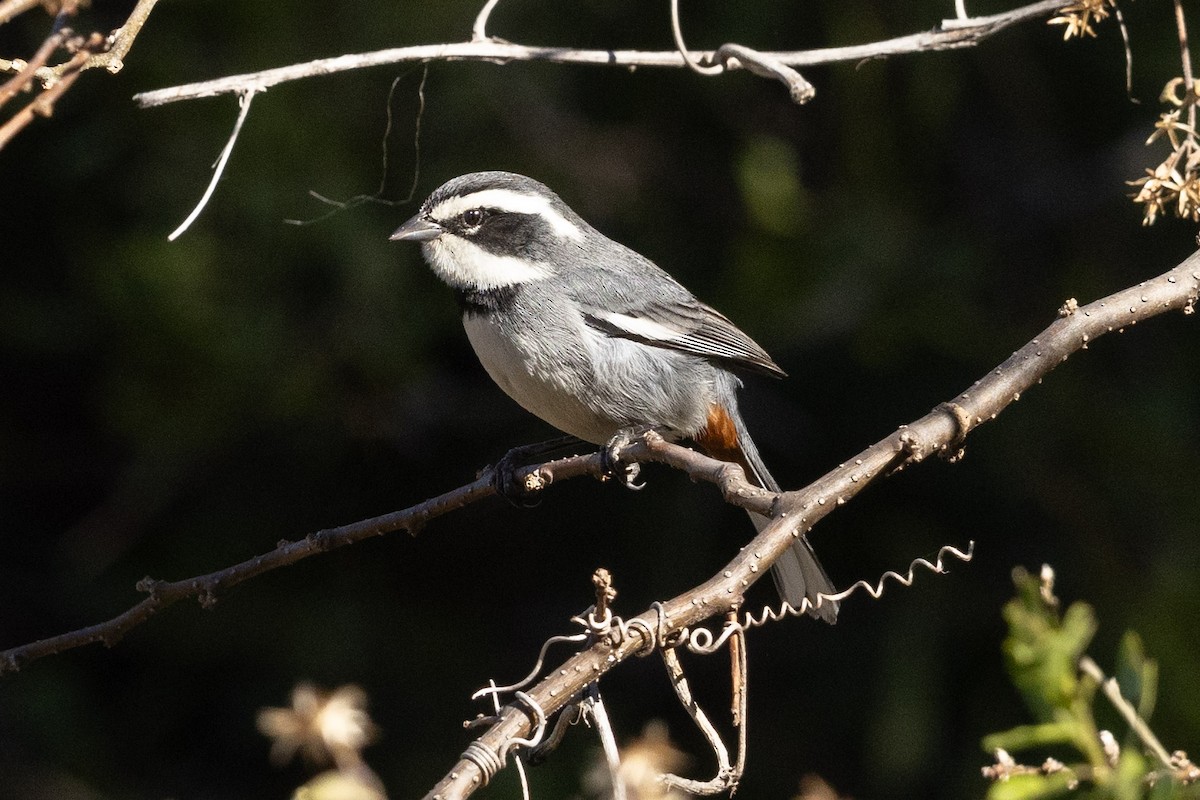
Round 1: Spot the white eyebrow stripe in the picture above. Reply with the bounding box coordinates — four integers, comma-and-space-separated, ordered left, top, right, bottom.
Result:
429, 189, 584, 241
593, 311, 685, 343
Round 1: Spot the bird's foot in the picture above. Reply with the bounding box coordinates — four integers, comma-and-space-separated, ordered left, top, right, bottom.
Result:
491, 435, 586, 507
601, 427, 653, 491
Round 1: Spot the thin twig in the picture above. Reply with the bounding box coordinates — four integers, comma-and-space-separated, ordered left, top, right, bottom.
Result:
1173, 0, 1195, 130
133, 0, 1064, 108
0, 33, 96, 150
0, 26, 67, 110
471, 0, 503, 42
167, 88, 256, 240
7, 0, 158, 81
731, 626, 747, 781
0, 0, 40, 26
713, 43, 814, 104
0, 455, 543, 673
1, 0, 160, 149
584, 688, 627, 800
1114, 4, 1135, 100
1078, 656, 1173, 768
658, 648, 736, 795
79, 0, 160, 75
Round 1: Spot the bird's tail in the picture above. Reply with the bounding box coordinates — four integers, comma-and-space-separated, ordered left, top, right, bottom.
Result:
697, 394, 838, 624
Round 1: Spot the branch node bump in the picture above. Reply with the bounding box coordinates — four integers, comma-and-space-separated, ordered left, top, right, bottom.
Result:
464, 713, 499, 731
937, 402, 973, 461
522, 469, 547, 494
897, 429, 926, 463
197, 587, 218, 609
135, 576, 161, 595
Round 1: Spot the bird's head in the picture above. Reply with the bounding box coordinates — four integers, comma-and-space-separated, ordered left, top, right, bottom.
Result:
391, 171, 589, 291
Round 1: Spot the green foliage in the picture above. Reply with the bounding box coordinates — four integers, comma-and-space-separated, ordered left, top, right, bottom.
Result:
982, 568, 1198, 800
1115, 631, 1159, 724
994, 567, 1104, 764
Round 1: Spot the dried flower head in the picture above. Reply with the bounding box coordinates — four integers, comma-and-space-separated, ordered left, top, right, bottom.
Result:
1129, 159, 1184, 226
1147, 110, 1196, 150
1160, 77, 1200, 109
257, 683, 378, 770
1048, 0, 1116, 40
1131, 76, 1200, 225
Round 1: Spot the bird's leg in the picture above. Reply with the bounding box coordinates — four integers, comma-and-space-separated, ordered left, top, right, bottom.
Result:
601, 426, 660, 491
492, 434, 590, 507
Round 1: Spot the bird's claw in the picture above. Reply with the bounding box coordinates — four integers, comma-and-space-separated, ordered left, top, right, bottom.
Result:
601, 430, 648, 491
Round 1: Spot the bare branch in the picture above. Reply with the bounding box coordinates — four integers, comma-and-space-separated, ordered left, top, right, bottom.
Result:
5, 252, 1196, 682
658, 639, 743, 795
421, 251, 1200, 800
0, 25, 68, 110
78, 0, 159, 75
0, 0, 160, 149
0, 30, 101, 150
584, 689, 627, 800
0, 463, 518, 673
1174, 0, 1195, 131
133, 0, 1064, 108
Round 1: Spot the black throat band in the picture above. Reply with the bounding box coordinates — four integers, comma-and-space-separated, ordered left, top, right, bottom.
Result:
456, 284, 520, 316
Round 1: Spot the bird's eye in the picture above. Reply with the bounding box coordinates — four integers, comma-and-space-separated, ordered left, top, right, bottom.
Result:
462, 208, 486, 227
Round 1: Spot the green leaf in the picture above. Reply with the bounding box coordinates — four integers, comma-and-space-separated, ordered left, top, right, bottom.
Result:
1115, 630, 1159, 722
985, 772, 1079, 800
984, 722, 1082, 754
1002, 568, 1098, 720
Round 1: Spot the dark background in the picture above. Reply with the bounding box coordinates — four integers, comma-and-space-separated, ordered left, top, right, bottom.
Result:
1, 1, 1197, 798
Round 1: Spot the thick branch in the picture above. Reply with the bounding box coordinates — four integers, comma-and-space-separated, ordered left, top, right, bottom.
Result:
4, 251, 1197, 679
133, 0, 1062, 108
422, 251, 1200, 800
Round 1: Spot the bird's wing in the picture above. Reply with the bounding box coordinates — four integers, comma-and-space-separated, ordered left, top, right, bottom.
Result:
582, 296, 785, 378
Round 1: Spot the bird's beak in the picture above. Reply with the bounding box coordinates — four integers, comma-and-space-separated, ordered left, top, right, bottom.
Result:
390, 214, 443, 242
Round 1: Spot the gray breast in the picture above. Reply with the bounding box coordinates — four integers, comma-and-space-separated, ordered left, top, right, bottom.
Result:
460, 283, 718, 443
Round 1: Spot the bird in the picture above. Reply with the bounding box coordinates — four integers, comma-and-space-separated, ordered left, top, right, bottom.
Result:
391, 171, 837, 622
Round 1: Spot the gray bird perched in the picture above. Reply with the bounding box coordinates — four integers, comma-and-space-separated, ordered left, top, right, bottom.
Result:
391, 171, 837, 623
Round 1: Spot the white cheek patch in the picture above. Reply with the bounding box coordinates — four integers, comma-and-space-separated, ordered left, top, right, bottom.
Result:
425, 236, 552, 289
593, 311, 685, 343
429, 189, 584, 241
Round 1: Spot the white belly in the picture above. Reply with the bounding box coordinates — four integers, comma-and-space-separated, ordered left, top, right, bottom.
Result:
463, 314, 619, 444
